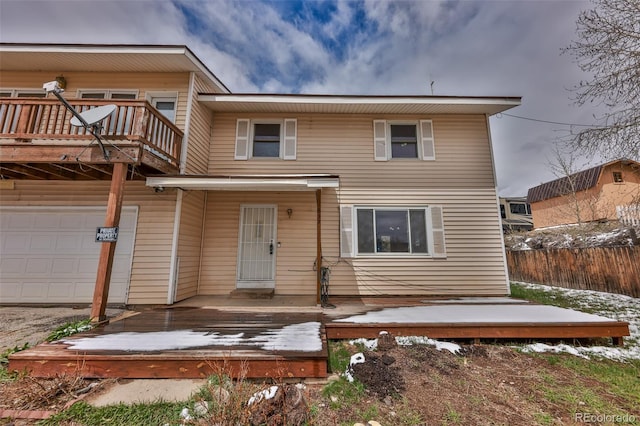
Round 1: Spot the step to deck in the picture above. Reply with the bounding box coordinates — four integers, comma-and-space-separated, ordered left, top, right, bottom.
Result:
229, 288, 275, 299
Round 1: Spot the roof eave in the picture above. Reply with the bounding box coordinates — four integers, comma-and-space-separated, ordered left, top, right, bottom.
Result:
198, 94, 521, 115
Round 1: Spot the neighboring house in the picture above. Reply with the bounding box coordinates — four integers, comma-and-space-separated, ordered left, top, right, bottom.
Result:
527, 159, 640, 229
0, 43, 521, 312
499, 197, 533, 232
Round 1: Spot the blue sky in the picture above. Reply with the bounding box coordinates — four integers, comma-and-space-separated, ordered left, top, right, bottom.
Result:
0, 0, 603, 196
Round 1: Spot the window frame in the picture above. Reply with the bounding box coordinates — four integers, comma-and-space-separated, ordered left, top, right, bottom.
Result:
146, 91, 178, 123
354, 206, 433, 257
388, 122, 420, 159
76, 90, 139, 100
250, 119, 284, 159
613, 171, 624, 183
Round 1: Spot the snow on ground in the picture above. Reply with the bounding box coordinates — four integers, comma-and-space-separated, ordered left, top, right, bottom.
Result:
348, 336, 461, 356
515, 282, 640, 361
62, 321, 323, 352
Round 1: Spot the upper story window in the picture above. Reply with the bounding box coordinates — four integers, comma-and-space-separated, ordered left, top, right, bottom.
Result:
253, 123, 281, 157
373, 119, 435, 161
613, 171, 623, 183
234, 119, 297, 160
390, 124, 418, 158
0, 90, 47, 98
147, 92, 178, 123
78, 90, 137, 100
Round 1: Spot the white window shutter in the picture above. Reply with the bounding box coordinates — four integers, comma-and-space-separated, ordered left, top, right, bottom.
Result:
234, 119, 250, 160
283, 118, 297, 160
430, 205, 446, 258
420, 120, 435, 161
373, 120, 388, 161
340, 205, 354, 258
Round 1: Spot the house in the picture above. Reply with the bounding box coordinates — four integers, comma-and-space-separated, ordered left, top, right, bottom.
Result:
0, 43, 521, 318
499, 197, 533, 232
527, 159, 640, 229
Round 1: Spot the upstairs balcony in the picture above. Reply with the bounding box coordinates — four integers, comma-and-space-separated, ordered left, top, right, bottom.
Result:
0, 98, 183, 180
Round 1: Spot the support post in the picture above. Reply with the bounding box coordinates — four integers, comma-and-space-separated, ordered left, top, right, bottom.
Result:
316, 189, 322, 305
91, 162, 127, 322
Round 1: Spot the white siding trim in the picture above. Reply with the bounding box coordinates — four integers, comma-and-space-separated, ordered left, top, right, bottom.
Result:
420, 119, 435, 161
340, 205, 354, 257
283, 118, 297, 160
486, 114, 511, 294
180, 72, 196, 173
373, 120, 388, 161
167, 189, 183, 305
234, 119, 250, 160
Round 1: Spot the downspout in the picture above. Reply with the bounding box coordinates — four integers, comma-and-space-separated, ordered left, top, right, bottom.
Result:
486, 114, 511, 295
316, 189, 322, 305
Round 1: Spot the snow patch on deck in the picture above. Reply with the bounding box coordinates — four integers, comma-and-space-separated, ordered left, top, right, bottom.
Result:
62, 321, 322, 352
333, 304, 615, 324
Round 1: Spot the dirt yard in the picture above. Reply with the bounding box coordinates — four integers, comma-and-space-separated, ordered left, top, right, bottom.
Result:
2, 341, 638, 425
1, 305, 638, 425
314, 344, 639, 425
0, 307, 125, 352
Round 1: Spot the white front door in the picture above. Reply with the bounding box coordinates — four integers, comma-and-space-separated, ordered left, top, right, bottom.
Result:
237, 206, 277, 288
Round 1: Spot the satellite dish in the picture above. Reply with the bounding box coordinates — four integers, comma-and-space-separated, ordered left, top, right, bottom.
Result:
70, 104, 117, 127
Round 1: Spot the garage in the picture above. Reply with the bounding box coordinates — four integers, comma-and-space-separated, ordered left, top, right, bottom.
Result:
0, 207, 137, 304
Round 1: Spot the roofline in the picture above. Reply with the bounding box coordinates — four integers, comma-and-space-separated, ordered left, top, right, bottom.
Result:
0, 43, 231, 93
527, 158, 640, 203
199, 93, 522, 105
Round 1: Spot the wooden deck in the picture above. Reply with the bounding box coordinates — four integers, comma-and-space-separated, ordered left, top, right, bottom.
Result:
9, 308, 328, 379
9, 298, 630, 379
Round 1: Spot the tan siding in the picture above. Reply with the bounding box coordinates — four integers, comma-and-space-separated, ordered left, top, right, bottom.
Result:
199, 192, 317, 295
0, 180, 177, 304
1, 71, 191, 129
183, 75, 213, 174
319, 188, 508, 296
175, 191, 206, 301
203, 113, 506, 296
208, 114, 495, 189
196, 187, 508, 297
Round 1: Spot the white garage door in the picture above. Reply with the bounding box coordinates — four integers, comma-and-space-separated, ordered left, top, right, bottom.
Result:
0, 207, 137, 304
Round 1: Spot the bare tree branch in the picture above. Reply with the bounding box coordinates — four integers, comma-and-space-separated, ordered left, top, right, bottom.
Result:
563, 0, 640, 160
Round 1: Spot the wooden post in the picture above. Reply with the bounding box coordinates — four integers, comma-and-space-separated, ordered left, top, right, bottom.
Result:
91, 162, 127, 323
316, 189, 322, 305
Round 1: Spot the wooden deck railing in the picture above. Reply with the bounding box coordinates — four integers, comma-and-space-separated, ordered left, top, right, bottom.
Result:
0, 98, 183, 167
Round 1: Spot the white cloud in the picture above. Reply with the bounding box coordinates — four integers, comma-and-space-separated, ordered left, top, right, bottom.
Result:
0, 0, 606, 195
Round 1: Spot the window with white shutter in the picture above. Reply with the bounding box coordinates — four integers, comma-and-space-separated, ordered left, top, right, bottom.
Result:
420, 120, 435, 161
373, 120, 388, 161
429, 205, 446, 258
350, 205, 445, 258
234, 119, 250, 160
234, 119, 297, 160
373, 120, 436, 161
340, 205, 354, 258
283, 119, 297, 160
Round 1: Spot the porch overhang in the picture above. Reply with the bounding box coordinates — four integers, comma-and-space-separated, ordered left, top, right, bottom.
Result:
145, 174, 340, 191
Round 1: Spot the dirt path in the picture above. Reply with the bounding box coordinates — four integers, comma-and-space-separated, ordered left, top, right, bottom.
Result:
0, 306, 125, 352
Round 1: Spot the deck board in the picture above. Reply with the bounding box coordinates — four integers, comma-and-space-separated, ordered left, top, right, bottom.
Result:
8, 301, 630, 379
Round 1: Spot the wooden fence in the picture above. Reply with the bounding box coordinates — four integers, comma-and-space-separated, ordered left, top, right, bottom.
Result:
506, 246, 640, 298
